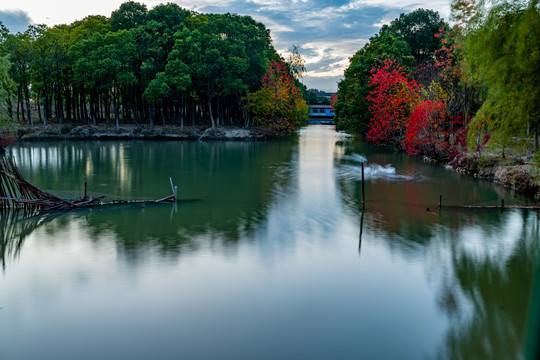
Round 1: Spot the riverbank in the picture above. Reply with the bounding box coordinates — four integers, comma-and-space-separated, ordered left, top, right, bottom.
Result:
446, 154, 540, 201
8, 124, 271, 142
343, 131, 540, 201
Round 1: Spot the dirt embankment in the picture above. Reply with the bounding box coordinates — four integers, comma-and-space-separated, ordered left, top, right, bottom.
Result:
446, 154, 540, 201
11, 124, 271, 142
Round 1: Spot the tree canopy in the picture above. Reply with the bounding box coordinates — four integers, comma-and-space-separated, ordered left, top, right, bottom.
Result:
334, 31, 413, 133
336, 2, 539, 160
464, 0, 540, 151
0, 2, 306, 133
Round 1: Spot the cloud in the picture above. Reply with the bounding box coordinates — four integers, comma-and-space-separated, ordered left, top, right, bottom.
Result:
189, 0, 452, 91
0, 9, 33, 34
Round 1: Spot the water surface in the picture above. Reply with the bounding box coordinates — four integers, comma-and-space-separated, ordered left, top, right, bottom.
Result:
1, 126, 538, 359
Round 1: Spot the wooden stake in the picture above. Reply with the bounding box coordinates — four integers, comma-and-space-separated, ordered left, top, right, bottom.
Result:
501, 198, 504, 213
361, 162, 365, 210
84, 182, 87, 201
438, 195, 442, 209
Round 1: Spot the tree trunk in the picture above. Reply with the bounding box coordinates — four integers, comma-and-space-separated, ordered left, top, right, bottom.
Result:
25, 87, 32, 126
56, 90, 64, 125
43, 89, 49, 126
162, 104, 166, 126
65, 87, 72, 122
83, 94, 89, 125
208, 98, 216, 129
535, 124, 539, 152
149, 103, 154, 128
114, 91, 120, 129
180, 95, 184, 129
90, 94, 97, 126
16, 89, 20, 123
216, 96, 221, 126
191, 101, 195, 126
37, 93, 42, 124
7, 98, 13, 120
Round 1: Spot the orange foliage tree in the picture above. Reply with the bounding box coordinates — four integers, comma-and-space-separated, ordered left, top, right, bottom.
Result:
249, 60, 309, 135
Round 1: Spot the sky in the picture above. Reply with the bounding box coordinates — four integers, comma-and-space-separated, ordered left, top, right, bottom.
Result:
0, 0, 451, 92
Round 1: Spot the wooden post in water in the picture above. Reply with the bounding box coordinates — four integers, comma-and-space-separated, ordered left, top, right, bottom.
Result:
501, 198, 504, 213
170, 177, 177, 202
438, 195, 442, 209
84, 182, 87, 201
361, 163, 365, 210
359, 211, 364, 253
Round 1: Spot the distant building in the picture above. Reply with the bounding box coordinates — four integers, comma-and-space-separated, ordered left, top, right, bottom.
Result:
308, 104, 335, 125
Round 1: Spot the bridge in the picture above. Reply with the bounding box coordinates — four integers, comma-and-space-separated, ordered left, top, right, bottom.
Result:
308, 105, 335, 125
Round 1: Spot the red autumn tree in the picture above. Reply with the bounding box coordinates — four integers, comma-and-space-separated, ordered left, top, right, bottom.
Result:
366, 60, 420, 149
404, 99, 469, 159
404, 100, 447, 156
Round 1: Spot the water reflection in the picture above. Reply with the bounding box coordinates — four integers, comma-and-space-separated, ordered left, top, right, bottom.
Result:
1, 127, 538, 360
8, 138, 296, 248
335, 136, 539, 360
0, 209, 63, 272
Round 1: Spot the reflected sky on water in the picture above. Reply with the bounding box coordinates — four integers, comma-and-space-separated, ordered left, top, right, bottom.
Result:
1, 126, 538, 359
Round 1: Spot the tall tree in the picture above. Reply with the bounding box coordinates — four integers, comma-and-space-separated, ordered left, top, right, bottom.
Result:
249, 60, 309, 135
366, 60, 420, 149
382, 9, 448, 66
0, 54, 15, 126
110, 1, 148, 31
286, 44, 306, 78
465, 0, 540, 151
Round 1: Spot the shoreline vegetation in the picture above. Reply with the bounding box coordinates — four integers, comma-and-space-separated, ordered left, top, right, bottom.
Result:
3, 123, 539, 199
334, 3, 539, 201
1, 1, 539, 200
0, 2, 310, 151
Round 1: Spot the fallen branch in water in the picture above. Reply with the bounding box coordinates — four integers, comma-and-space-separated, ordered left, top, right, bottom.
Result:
0, 156, 200, 212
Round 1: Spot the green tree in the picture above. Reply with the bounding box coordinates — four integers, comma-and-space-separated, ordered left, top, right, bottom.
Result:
110, 1, 148, 31
4, 30, 34, 125
382, 9, 448, 66
465, 0, 540, 152
143, 72, 171, 127
70, 30, 137, 127
68, 15, 112, 45
0, 55, 15, 126
304, 89, 319, 105
0, 3, 285, 132
147, 3, 193, 30
31, 25, 72, 125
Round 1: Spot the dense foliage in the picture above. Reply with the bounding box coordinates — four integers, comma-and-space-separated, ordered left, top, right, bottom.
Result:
366, 60, 420, 149
0, 1, 308, 133
334, 31, 414, 133
336, 1, 539, 160
464, 0, 539, 152
248, 60, 309, 135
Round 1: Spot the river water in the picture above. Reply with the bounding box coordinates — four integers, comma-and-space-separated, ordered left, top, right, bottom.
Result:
1, 125, 538, 359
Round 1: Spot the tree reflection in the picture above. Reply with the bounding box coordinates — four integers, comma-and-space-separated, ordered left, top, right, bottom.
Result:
2, 137, 297, 265
336, 137, 539, 359
435, 210, 539, 360
0, 209, 61, 272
